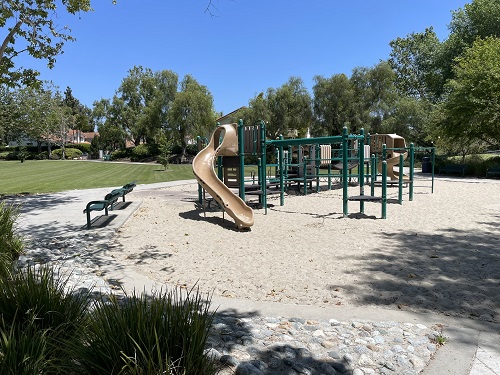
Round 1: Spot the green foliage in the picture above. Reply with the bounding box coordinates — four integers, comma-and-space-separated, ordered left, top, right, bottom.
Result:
63, 87, 94, 132
438, 37, 500, 148
70, 143, 92, 154
116, 66, 179, 145
435, 154, 500, 177
0, 202, 23, 275
244, 77, 312, 139
0, 265, 91, 372
0, 322, 54, 375
0, 265, 90, 336
186, 143, 199, 156
441, 0, 500, 83
34, 151, 49, 160
96, 123, 127, 151
52, 148, 83, 159
312, 73, 355, 136
389, 27, 443, 101
111, 148, 133, 160
0, 0, 94, 88
0, 262, 216, 374
157, 154, 171, 170
381, 96, 434, 145
169, 75, 216, 155
131, 144, 159, 162
70, 287, 216, 375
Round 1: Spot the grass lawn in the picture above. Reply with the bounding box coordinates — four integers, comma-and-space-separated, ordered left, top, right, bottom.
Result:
0, 160, 195, 195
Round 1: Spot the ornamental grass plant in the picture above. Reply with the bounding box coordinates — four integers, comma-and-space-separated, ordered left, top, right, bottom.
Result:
72, 287, 216, 375
0, 201, 217, 374
0, 265, 91, 373
0, 202, 24, 277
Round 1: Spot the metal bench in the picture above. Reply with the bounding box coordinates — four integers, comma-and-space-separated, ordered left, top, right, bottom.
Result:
439, 164, 466, 177
110, 181, 137, 203
83, 191, 121, 229
486, 166, 500, 179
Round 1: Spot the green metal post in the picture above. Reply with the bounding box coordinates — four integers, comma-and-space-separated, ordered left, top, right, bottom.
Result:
342, 127, 349, 218
382, 161, 387, 219
359, 129, 365, 213
315, 145, 320, 193
371, 154, 376, 196
409, 143, 414, 201
328, 163, 332, 190
196, 136, 203, 204
431, 146, 435, 194
303, 157, 308, 195
237, 119, 245, 201
260, 121, 267, 213
279, 135, 285, 206
398, 153, 404, 204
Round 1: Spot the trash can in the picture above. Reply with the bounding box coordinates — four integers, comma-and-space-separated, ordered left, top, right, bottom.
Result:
421, 157, 432, 173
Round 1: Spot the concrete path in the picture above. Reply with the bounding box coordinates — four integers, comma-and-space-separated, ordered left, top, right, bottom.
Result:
7, 180, 500, 375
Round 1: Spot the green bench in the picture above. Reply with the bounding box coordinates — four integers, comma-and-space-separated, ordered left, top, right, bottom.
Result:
439, 164, 466, 177
486, 166, 500, 179
83, 191, 121, 229
110, 181, 137, 203
83, 182, 137, 229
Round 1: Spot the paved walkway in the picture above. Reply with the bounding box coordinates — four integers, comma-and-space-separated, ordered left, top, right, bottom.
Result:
8, 180, 500, 375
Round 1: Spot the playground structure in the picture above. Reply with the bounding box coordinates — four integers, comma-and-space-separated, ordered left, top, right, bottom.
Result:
370, 134, 409, 181
193, 120, 435, 228
192, 124, 254, 229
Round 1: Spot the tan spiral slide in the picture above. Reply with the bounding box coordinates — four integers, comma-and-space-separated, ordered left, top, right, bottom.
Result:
192, 124, 254, 229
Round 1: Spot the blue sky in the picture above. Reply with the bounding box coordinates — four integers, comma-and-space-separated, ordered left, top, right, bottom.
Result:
17, 0, 468, 115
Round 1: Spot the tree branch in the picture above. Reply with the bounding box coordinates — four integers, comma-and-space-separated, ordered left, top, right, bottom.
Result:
0, 19, 23, 60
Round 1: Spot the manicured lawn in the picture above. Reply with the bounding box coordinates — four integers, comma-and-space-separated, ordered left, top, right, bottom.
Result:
0, 160, 195, 195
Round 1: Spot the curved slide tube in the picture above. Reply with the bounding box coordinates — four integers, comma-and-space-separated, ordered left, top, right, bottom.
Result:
378, 152, 409, 181
192, 124, 254, 229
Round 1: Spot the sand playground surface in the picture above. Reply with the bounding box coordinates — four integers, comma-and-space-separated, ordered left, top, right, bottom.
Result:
108, 176, 500, 323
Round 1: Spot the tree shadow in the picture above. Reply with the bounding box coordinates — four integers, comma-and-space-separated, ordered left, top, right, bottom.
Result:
333, 223, 500, 326
123, 244, 173, 265
208, 308, 350, 375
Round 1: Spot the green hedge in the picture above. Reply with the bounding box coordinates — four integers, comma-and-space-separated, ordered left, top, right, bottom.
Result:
52, 148, 83, 159
434, 155, 500, 177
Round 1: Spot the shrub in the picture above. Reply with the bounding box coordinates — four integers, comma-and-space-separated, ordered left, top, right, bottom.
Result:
170, 144, 183, 155
111, 148, 132, 160
70, 143, 91, 154
0, 265, 91, 372
72, 286, 216, 375
130, 144, 159, 162
52, 148, 83, 159
4, 151, 19, 161
34, 151, 49, 160
0, 322, 53, 374
0, 202, 24, 276
186, 143, 199, 156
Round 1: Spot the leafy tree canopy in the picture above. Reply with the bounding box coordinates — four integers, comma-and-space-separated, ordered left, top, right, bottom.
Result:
0, 0, 101, 87
168, 74, 215, 155
438, 37, 500, 148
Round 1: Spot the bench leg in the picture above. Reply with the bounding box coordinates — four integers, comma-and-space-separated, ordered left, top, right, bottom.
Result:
86, 211, 91, 229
